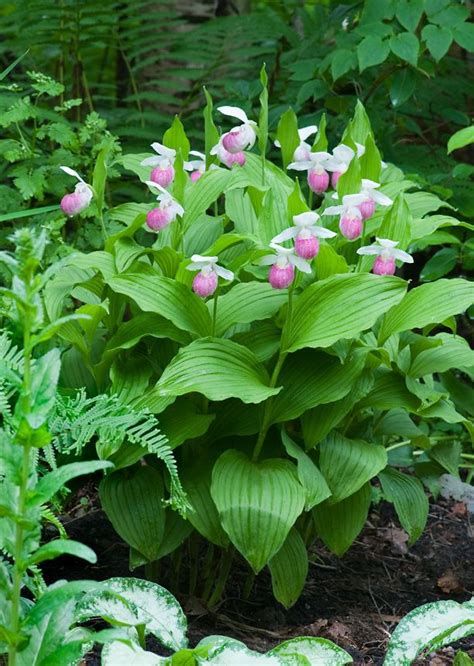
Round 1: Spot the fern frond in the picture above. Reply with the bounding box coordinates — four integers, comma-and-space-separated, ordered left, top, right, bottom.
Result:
40, 506, 67, 539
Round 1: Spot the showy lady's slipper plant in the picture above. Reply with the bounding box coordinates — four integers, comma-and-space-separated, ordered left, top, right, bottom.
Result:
325, 143, 365, 187
323, 193, 366, 240
275, 125, 318, 163
357, 238, 414, 275
358, 179, 393, 220
260, 242, 311, 288
271, 212, 336, 260
186, 255, 234, 297
145, 181, 184, 232
141, 142, 176, 188
217, 105, 257, 153
59, 166, 93, 216
288, 151, 331, 194
210, 136, 246, 168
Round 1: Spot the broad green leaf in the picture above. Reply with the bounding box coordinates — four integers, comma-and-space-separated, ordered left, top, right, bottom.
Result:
429, 440, 462, 477
281, 431, 331, 510
357, 36, 390, 71
159, 399, 214, 449
420, 248, 458, 281
258, 63, 269, 158
453, 652, 474, 666
337, 155, 361, 198
320, 432, 387, 502
359, 133, 382, 182
182, 168, 231, 230
270, 348, 367, 423
384, 599, 474, 666
314, 244, 349, 281
377, 194, 411, 250
148, 338, 279, 410
422, 24, 453, 61
102, 641, 166, 665
77, 577, 187, 651
107, 273, 212, 337
331, 49, 355, 81
276, 108, 300, 169
379, 279, 474, 343
390, 68, 417, 107
203, 87, 219, 169
105, 313, 189, 354
233, 321, 281, 363
453, 22, 474, 52
379, 468, 428, 545
27, 539, 96, 566
25, 349, 61, 428
225, 188, 259, 236
269, 637, 353, 665
206, 644, 294, 664
313, 484, 371, 556
211, 450, 305, 572
405, 191, 454, 217
448, 126, 474, 154
312, 113, 328, 152
390, 32, 419, 66
99, 466, 166, 562
214, 282, 288, 337
283, 274, 406, 353
396, 0, 423, 32
268, 528, 308, 609
130, 510, 193, 568
181, 460, 229, 547
409, 333, 474, 377
359, 370, 420, 411
163, 115, 190, 160
31, 460, 112, 506
110, 352, 153, 405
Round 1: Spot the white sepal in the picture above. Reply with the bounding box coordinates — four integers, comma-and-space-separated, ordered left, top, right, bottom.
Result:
289, 254, 312, 273
217, 105, 249, 124
293, 211, 320, 227
151, 142, 176, 159
60, 166, 86, 184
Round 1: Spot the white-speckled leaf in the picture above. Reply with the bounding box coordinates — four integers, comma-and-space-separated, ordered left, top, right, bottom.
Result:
101, 640, 167, 665
76, 578, 187, 651
269, 637, 353, 665
202, 644, 306, 665
383, 599, 474, 665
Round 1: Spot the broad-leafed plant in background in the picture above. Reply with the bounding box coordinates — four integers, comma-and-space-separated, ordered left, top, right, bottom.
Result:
44, 68, 474, 609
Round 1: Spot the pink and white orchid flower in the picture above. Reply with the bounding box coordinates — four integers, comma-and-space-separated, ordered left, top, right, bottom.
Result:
288, 151, 332, 194
358, 179, 393, 220
59, 166, 93, 216
260, 242, 311, 289
210, 137, 246, 168
145, 181, 184, 232
323, 193, 366, 240
357, 238, 413, 275
217, 105, 257, 153
271, 211, 336, 260
186, 254, 234, 297
141, 142, 176, 188
275, 125, 318, 163
184, 150, 206, 181
325, 143, 365, 187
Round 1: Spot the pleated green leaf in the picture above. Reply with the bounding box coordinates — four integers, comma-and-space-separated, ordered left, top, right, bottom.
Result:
107, 273, 212, 337
152, 338, 280, 406
104, 313, 190, 355
211, 450, 305, 573
269, 637, 353, 665
99, 466, 166, 562
213, 282, 288, 336
379, 468, 428, 545
320, 432, 387, 503
182, 168, 232, 230
276, 107, 300, 169
313, 483, 371, 556
159, 399, 215, 449
379, 279, 474, 343
377, 193, 412, 251
283, 274, 406, 353
270, 348, 367, 423
27, 540, 96, 566
281, 430, 331, 509
409, 333, 474, 378
268, 528, 308, 609
181, 460, 229, 547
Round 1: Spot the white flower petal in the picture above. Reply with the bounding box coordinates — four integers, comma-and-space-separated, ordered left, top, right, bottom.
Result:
269, 242, 293, 256
293, 211, 319, 227
145, 180, 168, 194
376, 238, 399, 248
361, 179, 380, 190
217, 105, 249, 124
151, 142, 176, 159
259, 255, 277, 266
191, 254, 217, 263
289, 254, 312, 273
355, 142, 366, 157
310, 151, 331, 162
371, 191, 393, 206
215, 265, 234, 281
141, 156, 162, 167
60, 165, 84, 183
322, 205, 344, 216
288, 161, 313, 171
333, 144, 354, 163
356, 246, 380, 256
186, 262, 206, 271
392, 249, 414, 263
189, 150, 205, 159
271, 227, 298, 243
313, 226, 337, 238
343, 193, 366, 207
299, 125, 318, 141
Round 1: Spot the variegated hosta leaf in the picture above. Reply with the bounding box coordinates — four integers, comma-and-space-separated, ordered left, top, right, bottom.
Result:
202, 643, 307, 665
101, 640, 167, 665
211, 450, 305, 573
383, 599, 474, 666
269, 637, 353, 665
76, 578, 187, 651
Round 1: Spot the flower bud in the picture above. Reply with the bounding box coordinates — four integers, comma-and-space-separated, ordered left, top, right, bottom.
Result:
295, 235, 319, 260
192, 270, 218, 297
150, 165, 174, 188
268, 264, 295, 289
359, 198, 376, 220
308, 169, 329, 194
373, 256, 396, 276
146, 207, 172, 231
331, 171, 342, 188
339, 214, 363, 240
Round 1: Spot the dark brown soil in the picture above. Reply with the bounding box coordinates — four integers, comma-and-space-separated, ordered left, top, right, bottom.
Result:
42, 491, 474, 665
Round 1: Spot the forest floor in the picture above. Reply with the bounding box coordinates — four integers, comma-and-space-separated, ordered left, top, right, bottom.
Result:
43, 489, 474, 665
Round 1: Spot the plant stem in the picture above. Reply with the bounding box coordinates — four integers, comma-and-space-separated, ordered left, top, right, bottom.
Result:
261, 154, 266, 187
97, 207, 108, 243
252, 286, 294, 461
207, 548, 233, 609
385, 439, 411, 452
242, 570, 255, 600
211, 290, 219, 337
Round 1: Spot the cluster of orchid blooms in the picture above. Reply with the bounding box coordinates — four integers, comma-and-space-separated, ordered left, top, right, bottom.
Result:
59, 105, 413, 299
